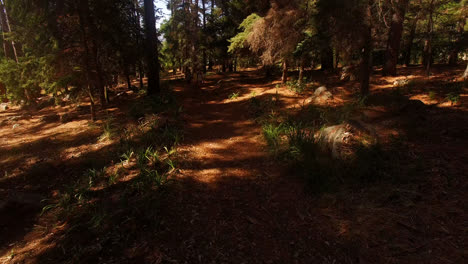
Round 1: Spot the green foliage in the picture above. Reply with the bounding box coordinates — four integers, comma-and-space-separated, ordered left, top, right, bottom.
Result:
0, 55, 59, 104
286, 79, 307, 93
99, 116, 117, 141
228, 92, 240, 99
262, 123, 285, 155
446, 91, 460, 104
228, 13, 262, 54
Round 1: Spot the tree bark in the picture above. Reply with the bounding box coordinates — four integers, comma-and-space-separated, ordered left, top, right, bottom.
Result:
383, 0, 409, 76
143, 0, 160, 95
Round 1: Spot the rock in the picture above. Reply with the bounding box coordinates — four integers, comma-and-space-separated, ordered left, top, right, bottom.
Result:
314, 86, 328, 96
315, 120, 377, 160
0, 103, 8, 111
393, 78, 409, 87
340, 65, 358, 81
312, 86, 333, 104
12, 123, 20, 129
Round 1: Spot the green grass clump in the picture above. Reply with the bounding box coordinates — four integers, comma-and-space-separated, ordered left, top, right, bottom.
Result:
446, 91, 460, 105
262, 123, 285, 155
228, 92, 240, 100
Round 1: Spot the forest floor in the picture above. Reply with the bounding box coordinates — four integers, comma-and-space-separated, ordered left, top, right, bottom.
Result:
0, 65, 467, 263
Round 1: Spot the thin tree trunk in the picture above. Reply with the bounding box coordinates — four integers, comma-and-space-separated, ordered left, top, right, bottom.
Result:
143, 0, 160, 95
0, 1, 18, 62
281, 60, 288, 84
360, 1, 373, 95
298, 59, 305, 85
383, 0, 409, 76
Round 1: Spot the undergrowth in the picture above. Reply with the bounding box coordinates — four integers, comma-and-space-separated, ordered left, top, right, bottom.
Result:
257, 97, 419, 193
40, 83, 183, 259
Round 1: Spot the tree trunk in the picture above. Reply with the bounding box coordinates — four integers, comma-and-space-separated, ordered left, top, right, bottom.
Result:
298, 59, 305, 85
463, 61, 468, 79
125, 65, 132, 90
202, 0, 207, 73
320, 42, 334, 71
383, 0, 409, 76
448, 15, 466, 65
78, 0, 96, 121
360, 1, 373, 95
423, 0, 434, 76
404, 15, 419, 66
281, 60, 288, 84
143, 0, 160, 95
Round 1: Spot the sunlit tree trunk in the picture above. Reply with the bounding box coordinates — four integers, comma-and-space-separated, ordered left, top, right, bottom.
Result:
383, 0, 409, 76
143, 0, 160, 95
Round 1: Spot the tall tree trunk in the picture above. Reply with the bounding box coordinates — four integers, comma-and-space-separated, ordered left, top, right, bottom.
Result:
404, 14, 419, 66
281, 60, 288, 84
78, 0, 96, 121
383, 0, 409, 76
202, 0, 207, 73
143, 0, 160, 95
448, 15, 466, 65
423, 0, 434, 76
360, 1, 373, 95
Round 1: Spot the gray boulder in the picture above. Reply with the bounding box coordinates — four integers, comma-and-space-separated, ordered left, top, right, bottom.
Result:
315, 120, 377, 160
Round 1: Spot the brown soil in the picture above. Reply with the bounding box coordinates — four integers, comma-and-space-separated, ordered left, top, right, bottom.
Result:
0, 65, 467, 263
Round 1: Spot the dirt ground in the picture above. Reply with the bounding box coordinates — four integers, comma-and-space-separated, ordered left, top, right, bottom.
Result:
0, 65, 467, 263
